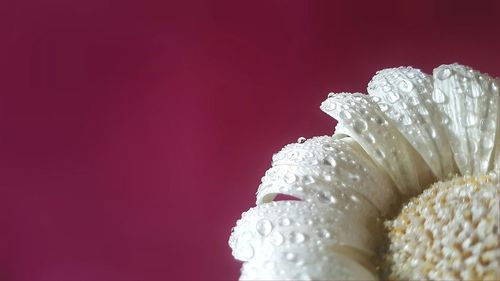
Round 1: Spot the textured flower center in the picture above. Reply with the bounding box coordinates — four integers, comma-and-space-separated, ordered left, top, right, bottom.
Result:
382, 173, 500, 280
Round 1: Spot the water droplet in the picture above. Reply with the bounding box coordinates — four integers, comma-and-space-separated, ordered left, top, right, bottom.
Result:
279, 217, 291, 226
437, 67, 452, 80
372, 115, 386, 125
375, 149, 386, 159
328, 92, 335, 98
256, 219, 273, 236
348, 173, 360, 183
465, 88, 484, 98
408, 97, 420, 106
465, 114, 478, 127
398, 79, 414, 92
339, 110, 352, 120
352, 119, 368, 133
382, 85, 392, 92
387, 91, 400, 103
270, 232, 284, 246
484, 135, 495, 150
351, 194, 360, 202
365, 134, 376, 144
297, 137, 306, 144
284, 173, 297, 184
285, 252, 297, 262
429, 127, 437, 139
401, 115, 413, 126
272, 152, 285, 162
290, 232, 306, 243
322, 174, 332, 181
235, 243, 254, 260
302, 175, 315, 185
492, 81, 499, 92
432, 89, 447, 103
441, 115, 451, 125
417, 106, 429, 116
324, 155, 337, 167
378, 102, 389, 112
322, 143, 335, 151
316, 191, 330, 203
288, 151, 299, 160
319, 229, 331, 239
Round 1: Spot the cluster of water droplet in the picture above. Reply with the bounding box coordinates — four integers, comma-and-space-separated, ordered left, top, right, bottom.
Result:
321, 92, 432, 197
258, 136, 398, 216
230, 201, 380, 280
432, 64, 499, 175
229, 63, 500, 281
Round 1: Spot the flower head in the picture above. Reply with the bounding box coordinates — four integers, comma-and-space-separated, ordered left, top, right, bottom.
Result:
229, 64, 499, 280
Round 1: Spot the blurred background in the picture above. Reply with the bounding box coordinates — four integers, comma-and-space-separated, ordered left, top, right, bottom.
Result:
1, 0, 500, 280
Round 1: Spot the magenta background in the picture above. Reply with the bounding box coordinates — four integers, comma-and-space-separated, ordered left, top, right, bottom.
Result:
1, 0, 500, 280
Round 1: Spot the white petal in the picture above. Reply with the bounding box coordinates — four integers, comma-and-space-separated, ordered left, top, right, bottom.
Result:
433, 64, 499, 175
229, 201, 379, 280
263, 136, 399, 216
240, 247, 378, 280
321, 93, 435, 197
493, 97, 500, 172
367, 67, 456, 180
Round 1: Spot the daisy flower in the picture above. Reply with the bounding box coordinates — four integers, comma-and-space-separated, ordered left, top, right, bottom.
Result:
229, 64, 499, 280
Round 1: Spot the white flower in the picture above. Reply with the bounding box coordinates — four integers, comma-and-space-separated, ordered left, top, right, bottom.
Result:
229, 64, 499, 280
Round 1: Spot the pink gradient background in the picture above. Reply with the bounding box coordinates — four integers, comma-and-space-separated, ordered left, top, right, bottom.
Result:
1, 0, 500, 280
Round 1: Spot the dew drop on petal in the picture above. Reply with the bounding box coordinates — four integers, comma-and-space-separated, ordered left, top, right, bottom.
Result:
290, 232, 306, 243
322, 143, 335, 151
353, 119, 368, 133
279, 217, 291, 226
316, 191, 330, 203
376, 149, 386, 159
483, 138, 494, 150
387, 91, 401, 103
302, 175, 315, 185
430, 127, 437, 139
256, 219, 273, 236
398, 79, 414, 92
379, 103, 390, 112
319, 229, 331, 239
324, 155, 337, 167
465, 89, 484, 98
465, 114, 478, 127
432, 89, 447, 104
270, 232, 284, 246
441, 115, 451, 125
491, 81, 499, 92
339, 110, 352, 120
284, 173, 297, 184
297, 137, 306, 144
236, 242, 254, 260
285, 252, 297, 262
437, 67, 452, 80
365, 134, 376, 144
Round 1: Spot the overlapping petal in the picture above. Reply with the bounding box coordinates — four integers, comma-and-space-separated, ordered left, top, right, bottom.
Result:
321, 93, 435, 197
229, 201, 379, 280
259, 136, 399, 216
432, 64, 499, 175
367, 67, 456, 180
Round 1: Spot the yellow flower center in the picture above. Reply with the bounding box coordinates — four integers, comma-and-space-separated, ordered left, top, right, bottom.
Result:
382, 173, 500, 280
